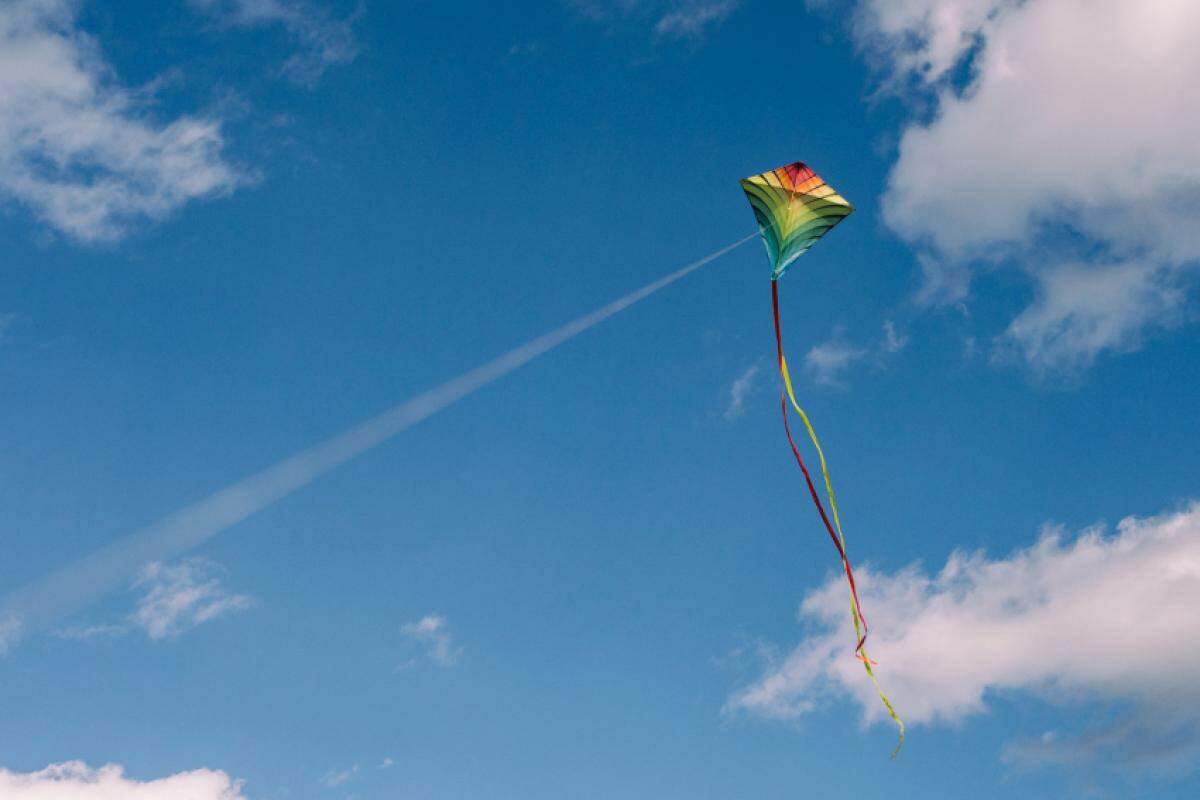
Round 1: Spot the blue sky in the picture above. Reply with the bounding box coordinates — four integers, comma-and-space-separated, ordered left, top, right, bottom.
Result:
2, 1, 1200, 798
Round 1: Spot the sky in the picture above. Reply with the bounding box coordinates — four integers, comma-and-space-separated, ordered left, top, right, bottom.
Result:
1, 1, 1199, 798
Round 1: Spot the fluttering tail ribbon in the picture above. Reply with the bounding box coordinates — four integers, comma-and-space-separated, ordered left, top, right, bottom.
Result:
771, 279, 906, 757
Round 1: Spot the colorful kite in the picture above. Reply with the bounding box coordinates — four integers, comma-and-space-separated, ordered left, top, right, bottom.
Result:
741, 162, 904, 755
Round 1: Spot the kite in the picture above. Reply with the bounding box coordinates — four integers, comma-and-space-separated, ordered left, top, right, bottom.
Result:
741, 162, 905, 755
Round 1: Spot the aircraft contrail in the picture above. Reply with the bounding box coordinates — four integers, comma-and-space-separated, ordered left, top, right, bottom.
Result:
0, 233, 757, 652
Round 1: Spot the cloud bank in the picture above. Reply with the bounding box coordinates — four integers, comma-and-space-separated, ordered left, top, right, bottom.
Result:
849, 0, 1200, 372
0, 762, 245, 800
728, 503, 1200, 769
0, 0, 242, 241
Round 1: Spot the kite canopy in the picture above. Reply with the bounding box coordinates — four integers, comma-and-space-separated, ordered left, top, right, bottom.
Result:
740, 162, 853, 281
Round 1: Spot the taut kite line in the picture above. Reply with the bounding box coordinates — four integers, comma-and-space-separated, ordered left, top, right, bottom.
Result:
741, 161, 905, 755
0, 234, 756, 650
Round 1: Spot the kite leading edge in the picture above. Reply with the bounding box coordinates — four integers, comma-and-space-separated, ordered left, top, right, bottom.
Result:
740, 162, 905, 756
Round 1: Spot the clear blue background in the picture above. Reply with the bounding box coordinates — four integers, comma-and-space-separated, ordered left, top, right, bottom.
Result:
1, 2, 1197, 798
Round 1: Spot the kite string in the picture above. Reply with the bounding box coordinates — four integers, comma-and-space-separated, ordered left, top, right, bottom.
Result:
770, 279, 906, 757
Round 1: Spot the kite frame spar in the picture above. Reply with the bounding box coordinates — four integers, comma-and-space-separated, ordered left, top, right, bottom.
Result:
743, 162, 905, 756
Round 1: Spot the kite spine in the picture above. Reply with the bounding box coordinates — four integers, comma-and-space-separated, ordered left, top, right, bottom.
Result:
770, 280, 906, 757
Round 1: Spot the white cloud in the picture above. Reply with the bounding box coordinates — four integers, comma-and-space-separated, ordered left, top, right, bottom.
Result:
1003, 717, 1200, 779
0, 613, 22, 655
51, 558, 251, 643
1001, 260, 1184, 373
849, 0, 1200, 372
130, 558, 252, 640
320, 764, 358, 787
378, 757, 394, 769
728, 503, 1200, 769
850, 0, 1012, 86
653, 1, 739, 40
881, 319, 908, 353
0, 0, 242, 242
570, 1, 739, 41
801, 322, 909, 387
0, 761, 246, 800
188, 0, 358, 84
399, 614, 461, 668
54, 622, 128, 641
723, 363, 760, 420
804, 338, 867, 387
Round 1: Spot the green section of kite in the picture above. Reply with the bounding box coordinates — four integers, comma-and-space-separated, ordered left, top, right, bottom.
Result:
740, 161, 853, 281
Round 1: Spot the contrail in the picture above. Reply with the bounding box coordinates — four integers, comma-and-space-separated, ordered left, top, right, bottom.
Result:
0, 233, 757, 651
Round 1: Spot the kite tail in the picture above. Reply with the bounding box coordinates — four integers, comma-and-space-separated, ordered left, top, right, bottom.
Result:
770, 280, 905, 757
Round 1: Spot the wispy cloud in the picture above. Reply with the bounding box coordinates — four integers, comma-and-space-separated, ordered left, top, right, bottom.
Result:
55, 557, 251, 643
398, 614, 461, 668
131, 558, 252, 639
999, 260, 1184, 375
804, 338, 867, 388
570, 0, 739, 42
723, 363, 760, 420
54, 622, 128, 642
0, 0, 243, 242
188, 0, 359, 84
0, 761, 246, 800
320, 764, 359, 788
506, 41, 541, 59
881, 319, 908, 354
568, 0, 651, 22
653, 0, 739, 40
728, 502, 1200, 773
1003, 716, 1200, 781
0, 614, 21, 655
846, 0, 1200, 373
803, 321, 909, 387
